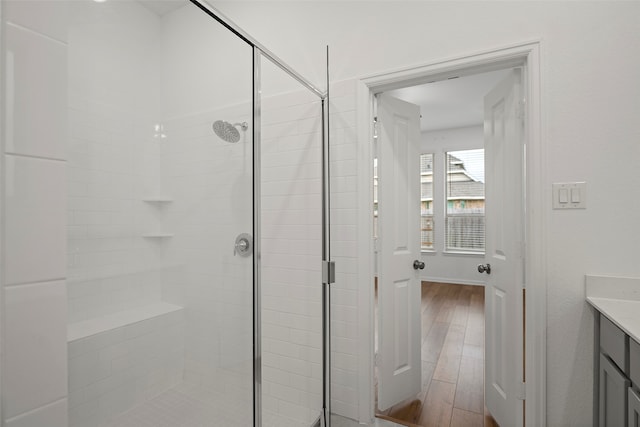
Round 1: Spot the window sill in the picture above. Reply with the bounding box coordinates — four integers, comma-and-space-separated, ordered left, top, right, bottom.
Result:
443, 250, 484, 257
421, 249, 437, 255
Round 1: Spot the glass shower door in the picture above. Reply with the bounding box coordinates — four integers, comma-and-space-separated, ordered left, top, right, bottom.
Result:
257, 53, 326, 427
66, 2, 255, 426
155, 4, 255, 426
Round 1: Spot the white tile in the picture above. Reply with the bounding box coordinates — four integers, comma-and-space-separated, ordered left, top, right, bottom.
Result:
5, 23, 67, 160
4, 155, 66, 285
5, 398, 68, 427
4, 281, 68, 419
3, 0, 69, 43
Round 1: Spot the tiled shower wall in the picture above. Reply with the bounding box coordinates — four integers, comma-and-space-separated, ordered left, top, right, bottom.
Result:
67, 310, 184, 427
159, 2, 255, 414
1, 3, 362, 426
162, 104, 253, 395
65, 3, 186, 426
66, 0, 167, 323
260, 88, 324, 425
327, 80, 360, 420
1, 1, 69, 426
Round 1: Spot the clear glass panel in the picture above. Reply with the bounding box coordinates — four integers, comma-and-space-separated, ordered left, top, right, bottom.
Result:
445, 149, 485, 252
259, 54, 324, 427
66, 2, 253, 425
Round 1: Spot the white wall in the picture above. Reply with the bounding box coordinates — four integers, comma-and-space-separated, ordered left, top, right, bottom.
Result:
160, 4, 253, 118
420, 125, 485, 286
1, 1, 69, 426
212, 1, 640, 425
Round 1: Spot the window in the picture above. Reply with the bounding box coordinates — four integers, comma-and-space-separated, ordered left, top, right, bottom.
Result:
373, 158, 378, 238
420, 153, 434, 250
445, 149, 485, 252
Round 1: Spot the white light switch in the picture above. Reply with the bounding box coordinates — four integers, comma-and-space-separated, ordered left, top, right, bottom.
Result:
553, 182, 586, 209
559, 188, 569, 203
571, 188, 580, 203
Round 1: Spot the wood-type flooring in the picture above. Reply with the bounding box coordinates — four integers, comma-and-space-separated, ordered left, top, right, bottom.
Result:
375, 281, 500, 427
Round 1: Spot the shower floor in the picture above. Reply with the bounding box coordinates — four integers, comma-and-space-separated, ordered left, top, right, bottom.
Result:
105, 382, 252, 427
105, 380, 403, 427
104, 380, 317, 427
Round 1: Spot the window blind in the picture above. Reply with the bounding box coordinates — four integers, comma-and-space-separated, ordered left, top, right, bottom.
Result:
445, 149, 485, 252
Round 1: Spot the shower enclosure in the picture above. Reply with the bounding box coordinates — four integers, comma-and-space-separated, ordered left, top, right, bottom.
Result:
64, 1, 331, 426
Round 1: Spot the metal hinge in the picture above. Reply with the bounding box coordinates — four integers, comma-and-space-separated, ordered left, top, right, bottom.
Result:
516, 98, 526, 121
373, 116, 379, 141
517, 381, 526, 400
322, 261, 336, 284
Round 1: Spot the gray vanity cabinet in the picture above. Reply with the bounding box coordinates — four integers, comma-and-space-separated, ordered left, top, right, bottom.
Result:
629, 387, 640, 427
596, 313, 640, 426
629, 340, 640, 427
600, 353, 630, 426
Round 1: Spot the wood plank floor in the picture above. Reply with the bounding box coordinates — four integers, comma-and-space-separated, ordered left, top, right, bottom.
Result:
375, 281, 499, 427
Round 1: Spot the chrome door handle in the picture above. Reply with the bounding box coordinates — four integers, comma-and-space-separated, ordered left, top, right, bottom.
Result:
413, 260, 425, 270
477, 263, 491, 274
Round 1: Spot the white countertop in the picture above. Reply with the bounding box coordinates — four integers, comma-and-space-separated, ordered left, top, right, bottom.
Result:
586, 275, 640, 343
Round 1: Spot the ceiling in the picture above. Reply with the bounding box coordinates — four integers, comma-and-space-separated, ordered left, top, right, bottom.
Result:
134, 2, 509, 135
386, 69, 512, 132
138, 0, 185, 16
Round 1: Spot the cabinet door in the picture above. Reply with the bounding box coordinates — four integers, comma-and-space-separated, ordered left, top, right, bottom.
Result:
600, 353, 630, 426
629, 387, 640, 427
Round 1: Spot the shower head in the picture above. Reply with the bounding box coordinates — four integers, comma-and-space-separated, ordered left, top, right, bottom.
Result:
212, 120, 248, 143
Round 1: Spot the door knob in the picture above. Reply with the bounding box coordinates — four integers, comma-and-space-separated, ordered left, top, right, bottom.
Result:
477, 263, 491, 274
413, 260, 425, 270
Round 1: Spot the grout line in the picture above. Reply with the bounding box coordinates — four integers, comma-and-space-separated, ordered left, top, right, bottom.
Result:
5, 152, 66, 163
4, 277, 67, 288
4, 396, 67, 424
6, 21, 67, 46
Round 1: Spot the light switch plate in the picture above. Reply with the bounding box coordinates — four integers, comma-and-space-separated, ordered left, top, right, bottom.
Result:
553, 182, 586, 209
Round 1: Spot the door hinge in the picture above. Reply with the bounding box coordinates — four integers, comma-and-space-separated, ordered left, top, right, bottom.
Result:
517, 381, 526, 400
373, 116, 379, 141
516, 98, 526, 121
322, 260, 336, 284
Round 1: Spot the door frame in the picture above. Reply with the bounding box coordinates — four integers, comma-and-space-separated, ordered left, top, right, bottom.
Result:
355, 41, 546, 426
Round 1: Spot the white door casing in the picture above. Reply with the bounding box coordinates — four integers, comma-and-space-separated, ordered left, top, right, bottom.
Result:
483, 68, 525, 426
376, 94, 422, 411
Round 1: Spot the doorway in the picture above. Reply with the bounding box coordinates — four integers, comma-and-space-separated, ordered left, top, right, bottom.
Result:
357, 42, 544, 427
373, 69, 511, 426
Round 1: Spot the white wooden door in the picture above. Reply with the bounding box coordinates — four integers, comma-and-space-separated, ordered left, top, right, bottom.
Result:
377, 94, 422, 411
483, 69, 525, 426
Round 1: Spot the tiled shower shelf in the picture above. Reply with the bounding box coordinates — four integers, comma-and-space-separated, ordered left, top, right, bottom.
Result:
67, 302, 183, 342
142, 233, 174, 238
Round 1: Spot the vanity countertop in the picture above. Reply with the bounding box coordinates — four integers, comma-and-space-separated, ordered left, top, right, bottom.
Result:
586, 275, 640, 343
